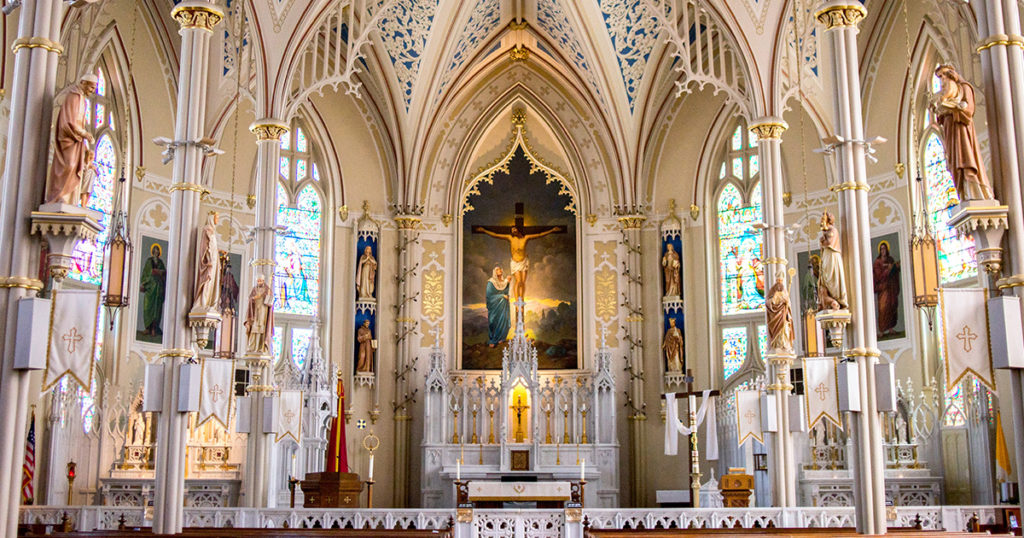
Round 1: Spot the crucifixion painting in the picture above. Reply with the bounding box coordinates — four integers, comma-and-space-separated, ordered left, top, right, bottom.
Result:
472, 202, 566, 303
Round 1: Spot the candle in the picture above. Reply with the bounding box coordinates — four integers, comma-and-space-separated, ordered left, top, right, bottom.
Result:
456, 458, 461, 481
291, 453, 297, 477
368, 453, 374, 482
580, 459, 585, 481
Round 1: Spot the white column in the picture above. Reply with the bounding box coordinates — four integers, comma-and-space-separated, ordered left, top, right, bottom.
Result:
749, 119, 797, 507
815, 2, 886, 533
617, 212, 646, 505
0, 1, 64, 535
242, 120, 288, 508
393, 212, 421, 506
151, 2, 222, 533
971, 0, 1024, 519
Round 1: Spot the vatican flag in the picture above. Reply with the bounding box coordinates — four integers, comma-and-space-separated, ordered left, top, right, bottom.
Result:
736, 390, 763, 446
42, 289, 101, 391
940, 288, 995, 391
198, 358, 234, 428
276, 390, 303, 443
803, 356, 842, 430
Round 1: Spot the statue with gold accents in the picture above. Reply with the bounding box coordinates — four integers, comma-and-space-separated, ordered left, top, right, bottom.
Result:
817, 212, 848, 311
931, 65, 995, 202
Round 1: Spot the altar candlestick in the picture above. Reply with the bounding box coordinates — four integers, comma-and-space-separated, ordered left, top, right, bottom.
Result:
368, 454, 374, 481
291, 453, 297, 477
580, 459, 585, 480
456, 458, 461, 481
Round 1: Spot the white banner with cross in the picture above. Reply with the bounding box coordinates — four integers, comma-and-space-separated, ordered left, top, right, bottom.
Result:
940, 288, 995, 391
276, 390, 302, 443
42, 289, 101, 391
736, 389, 763, 447
803, 356, 842, 430
198, 358, 234, 428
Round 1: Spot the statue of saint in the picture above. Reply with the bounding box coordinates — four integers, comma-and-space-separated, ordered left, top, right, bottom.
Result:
486, 266, 511, 347
244, 276, 274, 355
931, 65, 994, 201
766, 272, 795, 353
45, 74, 97, 206
817, 212, 848, 311
662, 317, 684, 372
355, 245, 377, 300
191, 213, 221, 314
131, 413, 146, 445
662, 243, 681, 298
355, 320, 374, 372
79, 148, 98, 207
219, 251, 240, 315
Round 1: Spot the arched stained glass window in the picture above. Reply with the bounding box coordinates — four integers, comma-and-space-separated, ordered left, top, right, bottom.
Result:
722, 326, 748, 380
275, 184, 322, 316
718, 182, 765, 315
924, 133, 977, 283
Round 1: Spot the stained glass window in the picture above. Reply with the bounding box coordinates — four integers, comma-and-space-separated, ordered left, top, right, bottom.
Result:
296, 128, 308, 152
731, 126, 743, 151
275, 186, 322, 315
924, 133, 977, 282
757, 324, 767, 358
272, 326, 283, 362
718, 183, 765, 315
943, 380, 967, 427
291, 327, 313, 369
722, 327, 748, 380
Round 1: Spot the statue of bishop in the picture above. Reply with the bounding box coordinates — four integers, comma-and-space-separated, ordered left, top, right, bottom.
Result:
45, 74, 97, 207
244, 276, 274, 355
931, 65, 995, 202
817, 212, 848, 311
191, 212, 221, 315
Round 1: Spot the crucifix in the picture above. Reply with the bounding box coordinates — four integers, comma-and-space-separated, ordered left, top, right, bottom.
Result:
510, 394, 530, 443
661, 369, 720, 508
472, 202, 566, 305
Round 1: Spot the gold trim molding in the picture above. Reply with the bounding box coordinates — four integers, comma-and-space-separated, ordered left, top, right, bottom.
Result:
749, 121, 788, 141
249, 121, 290, 141
394, 216, 422, 230
0, 276, 44, 291
978, 34, 1024, 53
171, 3, 224, 31
11, 37, 63, 55
617, 215, 646, 229
158, 348, 196, 359
815, 3, 867, 29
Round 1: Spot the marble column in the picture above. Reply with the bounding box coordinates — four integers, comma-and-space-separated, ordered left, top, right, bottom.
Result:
749, 119, 797, 507
242, 120, 289, 508
151, 2, 222, 533
392, 212, 421, 506
971, 0, 1024, 518
815, 2, 886, 533
0, 1, 64, 535
617, 212, 646, 506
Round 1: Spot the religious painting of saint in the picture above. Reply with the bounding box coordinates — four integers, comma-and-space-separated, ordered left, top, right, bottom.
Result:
462, 148, 578, 369
136, 236, 169, 344
872, 233, 905, 341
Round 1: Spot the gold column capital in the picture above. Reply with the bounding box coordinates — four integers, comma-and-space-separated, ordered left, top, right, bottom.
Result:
749, 119, 788, 141
249, 120, 290, 141
394, 215, 422, 230
617, 215, 646, 230
11, 37, 64, 55
815, 2, 867, 29
171, 2, 224, 31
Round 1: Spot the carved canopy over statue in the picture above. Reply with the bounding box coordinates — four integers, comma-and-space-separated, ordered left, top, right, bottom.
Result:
931, 65, 995, 202
45, 74, 97, 207
817, 212, 848, 311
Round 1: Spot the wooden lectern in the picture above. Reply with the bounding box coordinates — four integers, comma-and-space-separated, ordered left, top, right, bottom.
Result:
300, 472, 364, 508
720, 467, 754, 507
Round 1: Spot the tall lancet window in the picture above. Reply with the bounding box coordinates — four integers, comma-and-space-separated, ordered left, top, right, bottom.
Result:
274, 121, 324, 369
715, 121, 764, 382
923, 132, 977, 283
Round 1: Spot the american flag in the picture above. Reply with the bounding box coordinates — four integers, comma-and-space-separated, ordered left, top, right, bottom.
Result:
21, 412, 35, 505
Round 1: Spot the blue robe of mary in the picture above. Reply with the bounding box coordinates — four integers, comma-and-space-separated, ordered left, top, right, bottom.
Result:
486, 280, 511, 345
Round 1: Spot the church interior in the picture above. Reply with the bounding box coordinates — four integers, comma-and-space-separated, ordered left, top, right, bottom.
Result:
2, 0, 1024, 536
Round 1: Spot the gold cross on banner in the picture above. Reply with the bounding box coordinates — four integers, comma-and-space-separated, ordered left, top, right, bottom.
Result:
744, 410, 756, 425
62, 327, 84, 353
955, 325, 978, 353
283, 409, 296, 425
815, 382, 830, 402
208, 384, 224, 403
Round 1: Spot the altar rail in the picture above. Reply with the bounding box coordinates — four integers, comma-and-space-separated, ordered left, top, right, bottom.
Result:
18, 505, 1006, 536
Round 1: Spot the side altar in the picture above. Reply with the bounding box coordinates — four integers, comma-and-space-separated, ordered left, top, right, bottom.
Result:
421, 302, 619, 508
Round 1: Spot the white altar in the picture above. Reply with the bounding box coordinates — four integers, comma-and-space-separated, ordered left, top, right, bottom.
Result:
420, 311, 619, 508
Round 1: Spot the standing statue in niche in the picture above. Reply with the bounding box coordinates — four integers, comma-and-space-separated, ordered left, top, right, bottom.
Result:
817, 212, 849, 311
766, 272, 795, 353
355, 320, 375, 373
219, 252, 239, 315
356, 245, 377, 301
931, 64, 995, 202
45, 73, 97, 207
662, 243, 681, 298
662, 317, 684, 373
244, 276, 274, 355
191, 212, 221, 314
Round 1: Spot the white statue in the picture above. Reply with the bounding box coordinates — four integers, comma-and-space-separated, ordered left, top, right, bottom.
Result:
191, 212, 221, 314
356, 245, 377, 300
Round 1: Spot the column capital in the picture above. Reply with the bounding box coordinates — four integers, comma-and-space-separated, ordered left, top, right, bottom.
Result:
171, 1, 224, 31
394, 215, 422, 230
749, 118, 788, 141
617, 215, 646, 230
249, 120, 290, 141
10, 37, 63, 55
815, 2, 867, 29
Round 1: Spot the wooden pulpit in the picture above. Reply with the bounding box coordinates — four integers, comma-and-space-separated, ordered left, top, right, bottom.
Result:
300, 472, 364, 508
720, 468, 754, 507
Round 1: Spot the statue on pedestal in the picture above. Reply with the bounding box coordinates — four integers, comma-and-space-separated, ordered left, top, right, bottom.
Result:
766, 272, 795, 353
817, 212, 848, 311
219, 251, 239, 315
931, 65, 995, 202
662, 317, 684, 372
244, 276, 274, 355
45, 74, 97, 207
356, 245, 377, 301
662, 243, 681, 298
355, 320, 374, 373
191, 213, 221, 314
